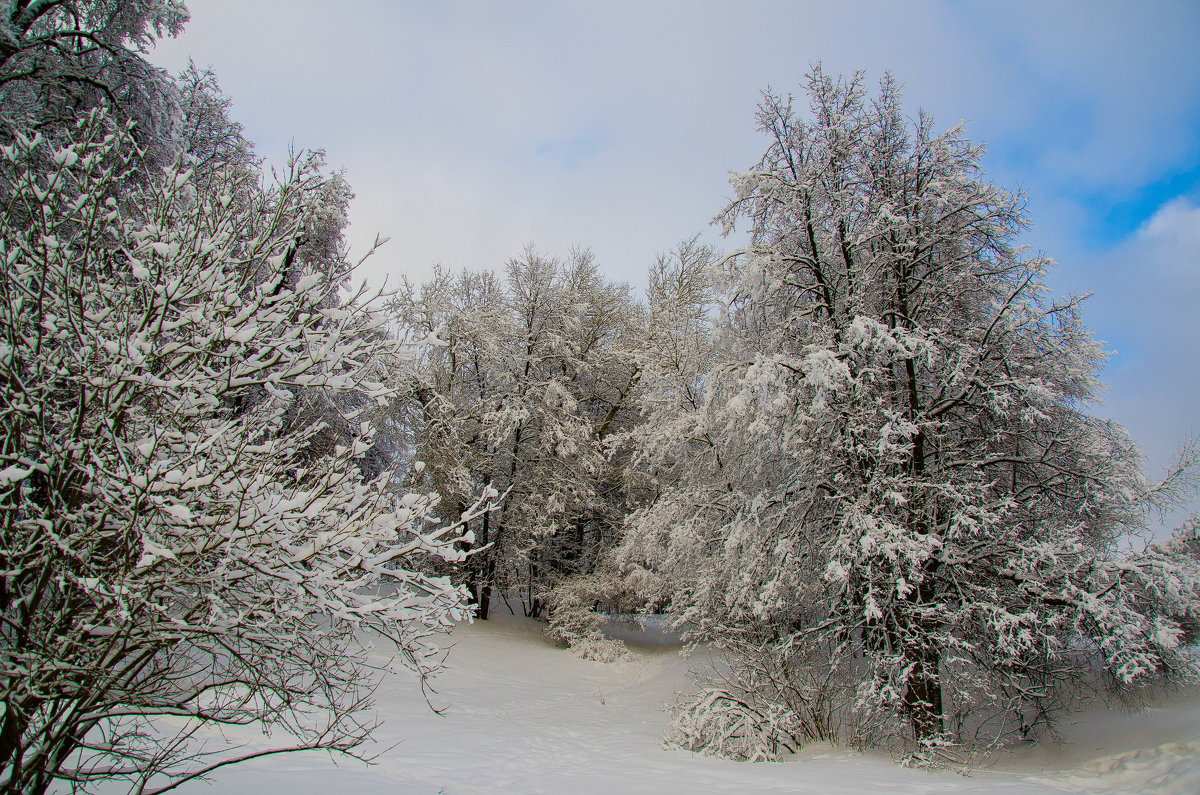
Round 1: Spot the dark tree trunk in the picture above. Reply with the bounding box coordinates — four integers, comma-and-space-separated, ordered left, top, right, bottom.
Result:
905, 642, 944, 745
477, 516, 496, 621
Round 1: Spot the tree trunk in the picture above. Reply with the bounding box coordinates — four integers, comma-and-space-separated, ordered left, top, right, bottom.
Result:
0, 694, 38, 790
457, 502, 480, 608
905, 643, 944, 745
478, 517, 496, 621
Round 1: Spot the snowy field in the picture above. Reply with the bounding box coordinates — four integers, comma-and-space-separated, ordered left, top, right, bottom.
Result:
147, 614, 1200, 795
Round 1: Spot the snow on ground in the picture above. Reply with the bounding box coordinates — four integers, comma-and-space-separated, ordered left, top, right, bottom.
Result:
999, 688, 1200, 795
166, 613, 1200, 794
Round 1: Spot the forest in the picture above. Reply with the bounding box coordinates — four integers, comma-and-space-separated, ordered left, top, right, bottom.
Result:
0, 2, 1198, 793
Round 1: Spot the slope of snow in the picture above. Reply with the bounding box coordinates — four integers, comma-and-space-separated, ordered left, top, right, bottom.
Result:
1000, 688, 1200, 794
164, 613, 1198, 794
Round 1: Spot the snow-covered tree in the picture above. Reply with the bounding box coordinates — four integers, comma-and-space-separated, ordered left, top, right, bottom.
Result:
390, 266, 511, 617
0, 110, 488, 793
0, 0, 188, 162
394, 248, 644, 625
614, 236, 718, 608
620, 69, 1200, 757
171, 59, 256, 198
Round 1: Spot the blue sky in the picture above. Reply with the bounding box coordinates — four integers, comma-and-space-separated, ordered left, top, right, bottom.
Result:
149, 0, 1200, 535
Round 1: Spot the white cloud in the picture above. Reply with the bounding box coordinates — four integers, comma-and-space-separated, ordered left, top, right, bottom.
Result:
152, 0, 1200, 281
968, 0, 1200, 191
1081, 198, 1200, 536
1137, 198, 1200, 276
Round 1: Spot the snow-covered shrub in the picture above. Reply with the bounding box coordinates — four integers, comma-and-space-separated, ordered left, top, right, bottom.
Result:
543, 566, 641, 662
664, 634, 894, 761
544, 599, 628, 663
0, 111, 490, 793
665, 685, 803, 762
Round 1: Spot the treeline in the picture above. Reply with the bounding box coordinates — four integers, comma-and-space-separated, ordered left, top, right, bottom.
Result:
393, 71, 1200, 762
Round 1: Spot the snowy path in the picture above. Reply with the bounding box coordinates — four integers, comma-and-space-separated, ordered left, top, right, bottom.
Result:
168, 614, 1199, 794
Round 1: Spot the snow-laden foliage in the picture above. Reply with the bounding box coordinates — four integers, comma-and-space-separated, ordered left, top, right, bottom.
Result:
620, 68, 1200, 758
614, 236, 719, 611
0, 0, 188, 164
392, 249, 645, 624
0, 111, 487, 793
542, 583, 629, 663
542, 561, 644, 662
171, 60, 257, 203
665, 685, 802, 763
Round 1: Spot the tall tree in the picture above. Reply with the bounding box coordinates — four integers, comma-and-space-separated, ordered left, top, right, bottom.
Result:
621, 69, 1200, 758
171, 59, 256, 197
